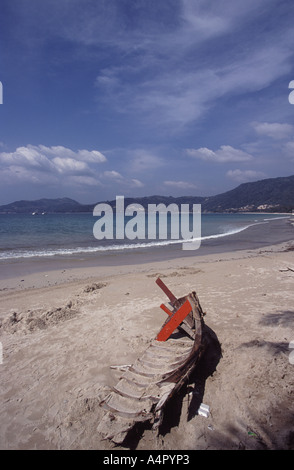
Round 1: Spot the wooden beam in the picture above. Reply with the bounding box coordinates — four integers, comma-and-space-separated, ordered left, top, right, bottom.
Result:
156, 299, 192, 342
156, 278, 177, 305
160, 303, 173, 316
160, 303, 195, 339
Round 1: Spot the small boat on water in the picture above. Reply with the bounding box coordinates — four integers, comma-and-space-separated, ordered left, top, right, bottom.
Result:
97, 277, 209, 444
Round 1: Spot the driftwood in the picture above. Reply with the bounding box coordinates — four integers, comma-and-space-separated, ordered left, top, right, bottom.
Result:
279, 267, 294, 273
97, 279, 208, 444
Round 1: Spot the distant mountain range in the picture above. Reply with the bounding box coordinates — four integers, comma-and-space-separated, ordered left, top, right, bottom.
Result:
1, 175, 294, 214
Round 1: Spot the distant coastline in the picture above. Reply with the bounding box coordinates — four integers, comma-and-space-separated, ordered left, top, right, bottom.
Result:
0, 174, 294, 214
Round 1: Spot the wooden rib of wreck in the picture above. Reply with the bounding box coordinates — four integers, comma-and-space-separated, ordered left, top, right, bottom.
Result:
97, 278, 208, 444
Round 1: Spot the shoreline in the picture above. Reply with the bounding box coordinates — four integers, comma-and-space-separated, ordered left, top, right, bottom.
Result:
0, 217, 293, 290
0, 238, 293, 292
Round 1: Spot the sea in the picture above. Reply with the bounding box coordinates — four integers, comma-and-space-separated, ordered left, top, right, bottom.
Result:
0, 212, 292, 264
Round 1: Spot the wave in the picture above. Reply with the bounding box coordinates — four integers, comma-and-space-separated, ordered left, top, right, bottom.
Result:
263, 216, 290, 221
0, 220, 268, 260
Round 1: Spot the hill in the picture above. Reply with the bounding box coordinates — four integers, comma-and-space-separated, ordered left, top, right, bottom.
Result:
0, 175, 293, 213
0, 197, 92, 214
202, 175, 294, 212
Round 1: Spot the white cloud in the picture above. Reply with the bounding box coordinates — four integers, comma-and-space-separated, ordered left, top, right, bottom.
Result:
187, 145, 253, 163
94, 21, 293, 132
3, 1, 293, 202
181, 0, 272, 39
252, 122, 294, 140
67, 175, 99, 186
26, 0, 274, 54
226, 169, 266, 182
10, 0, 294, 136
38, 145, 75, 159
103, 170, 123, 179
0, 165, 57, 185
76, 149, 106, 163
103, 169, 144, 189
131, 179, 144, 188
164, 180, 197, 189
0, 145, 54, 170
37, 145, 106, 163
52, 157, 89, 174
0, 144, 106, 185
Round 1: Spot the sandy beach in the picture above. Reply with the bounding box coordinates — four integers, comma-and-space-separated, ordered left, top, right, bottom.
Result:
0, 229, 294, 450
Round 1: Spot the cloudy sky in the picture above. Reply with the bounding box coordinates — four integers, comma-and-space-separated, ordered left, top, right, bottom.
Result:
0, 0, 294, 204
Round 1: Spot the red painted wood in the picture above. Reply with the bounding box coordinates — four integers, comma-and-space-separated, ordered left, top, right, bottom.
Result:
156, 299, 192, 342
156, 278, 177, 305
160, 303, 173, 317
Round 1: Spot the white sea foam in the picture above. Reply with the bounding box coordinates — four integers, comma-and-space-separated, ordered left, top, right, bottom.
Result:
0, 220, 268, 260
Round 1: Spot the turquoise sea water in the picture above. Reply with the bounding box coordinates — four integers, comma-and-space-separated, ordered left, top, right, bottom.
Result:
0, 212, 289, 261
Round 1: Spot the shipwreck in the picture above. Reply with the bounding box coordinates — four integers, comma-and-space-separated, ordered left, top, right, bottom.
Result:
97, 277, 210, 444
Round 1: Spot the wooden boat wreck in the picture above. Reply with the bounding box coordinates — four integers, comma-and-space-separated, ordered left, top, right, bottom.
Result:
97, 277, 209, 444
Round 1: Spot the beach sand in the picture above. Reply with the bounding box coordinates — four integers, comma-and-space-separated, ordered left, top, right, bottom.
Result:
0, 240, 294, 450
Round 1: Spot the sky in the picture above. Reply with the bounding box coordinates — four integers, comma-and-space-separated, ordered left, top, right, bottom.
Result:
0, 0, 294, 204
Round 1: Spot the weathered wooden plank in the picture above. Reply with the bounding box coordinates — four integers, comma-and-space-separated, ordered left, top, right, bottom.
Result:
156, 277, 177, 304
156, 299, 192, 341
100, 400, 153, 420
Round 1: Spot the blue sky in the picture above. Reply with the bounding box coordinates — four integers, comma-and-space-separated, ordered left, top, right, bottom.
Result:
0, 0, 294, 204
